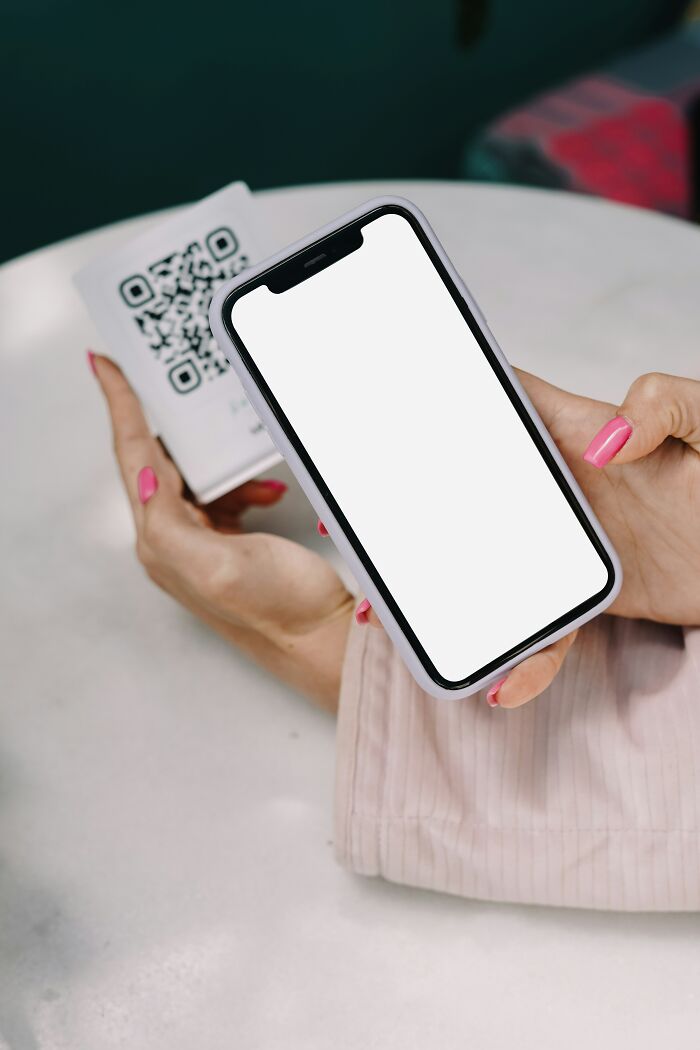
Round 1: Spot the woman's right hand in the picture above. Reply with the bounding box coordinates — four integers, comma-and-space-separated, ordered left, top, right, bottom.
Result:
352, 371, 700, 709
522, 370, 700, 626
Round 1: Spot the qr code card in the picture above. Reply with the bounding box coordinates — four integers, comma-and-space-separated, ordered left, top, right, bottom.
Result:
75, 181, 282, 503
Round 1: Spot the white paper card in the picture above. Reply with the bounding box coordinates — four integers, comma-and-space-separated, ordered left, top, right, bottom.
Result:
75, 181, 282, 502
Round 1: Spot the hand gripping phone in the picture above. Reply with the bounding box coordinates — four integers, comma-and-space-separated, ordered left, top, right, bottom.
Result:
210, 197, 621, 700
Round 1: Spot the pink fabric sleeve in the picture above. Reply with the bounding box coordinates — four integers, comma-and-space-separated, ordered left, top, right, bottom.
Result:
334, 616, 700, 910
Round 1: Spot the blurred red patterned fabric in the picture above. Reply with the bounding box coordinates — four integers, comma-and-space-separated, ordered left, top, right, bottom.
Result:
464, 27, 700, 217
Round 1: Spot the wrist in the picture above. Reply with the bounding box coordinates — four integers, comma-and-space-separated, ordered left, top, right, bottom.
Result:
280, 598, 355, 712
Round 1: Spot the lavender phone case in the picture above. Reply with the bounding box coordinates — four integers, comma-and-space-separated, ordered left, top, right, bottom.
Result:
209, 196, 622, 699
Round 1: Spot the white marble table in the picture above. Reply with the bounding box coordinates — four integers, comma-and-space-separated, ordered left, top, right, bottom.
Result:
2, 182, 700, 1050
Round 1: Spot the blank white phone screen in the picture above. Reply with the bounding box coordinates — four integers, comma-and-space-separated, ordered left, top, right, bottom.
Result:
230, 212, 609, 682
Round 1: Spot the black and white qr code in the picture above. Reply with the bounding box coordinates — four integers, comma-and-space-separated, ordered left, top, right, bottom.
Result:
118, 227, 248, 396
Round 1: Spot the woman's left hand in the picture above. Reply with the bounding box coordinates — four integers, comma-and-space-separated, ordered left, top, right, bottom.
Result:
93, 354, 354, 711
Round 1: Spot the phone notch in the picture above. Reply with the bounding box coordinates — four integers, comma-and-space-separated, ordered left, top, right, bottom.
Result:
267, 224, 364, 294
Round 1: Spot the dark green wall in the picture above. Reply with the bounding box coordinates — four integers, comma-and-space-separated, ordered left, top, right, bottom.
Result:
1, 0, 688, 261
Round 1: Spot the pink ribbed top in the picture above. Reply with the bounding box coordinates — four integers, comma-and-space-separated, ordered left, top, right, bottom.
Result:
335, 616, 700, 910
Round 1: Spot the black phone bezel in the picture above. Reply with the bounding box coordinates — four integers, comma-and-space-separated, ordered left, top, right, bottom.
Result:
221, 203, 616, 691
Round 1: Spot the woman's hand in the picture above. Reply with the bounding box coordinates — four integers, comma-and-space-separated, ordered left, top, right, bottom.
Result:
521, 370, 700, 625
92, 354, 353, 711
355, 370, 700, 710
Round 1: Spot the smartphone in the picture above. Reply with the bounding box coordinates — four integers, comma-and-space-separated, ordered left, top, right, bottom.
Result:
210, 197, 621, 699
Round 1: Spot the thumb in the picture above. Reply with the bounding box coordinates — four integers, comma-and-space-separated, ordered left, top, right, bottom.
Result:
583, 372, 700, 468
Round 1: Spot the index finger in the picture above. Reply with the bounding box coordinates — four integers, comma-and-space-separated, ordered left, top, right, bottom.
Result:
92, 354, 181, 512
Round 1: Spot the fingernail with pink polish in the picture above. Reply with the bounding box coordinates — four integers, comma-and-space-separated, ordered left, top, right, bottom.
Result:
317, 519, 329, 536
355, 598, 372, 625
583, 416, 632, 468
137, 466, 158, 505
87, 350, 97, 376
259, 479, 287, 493
487, 677, 507, 707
